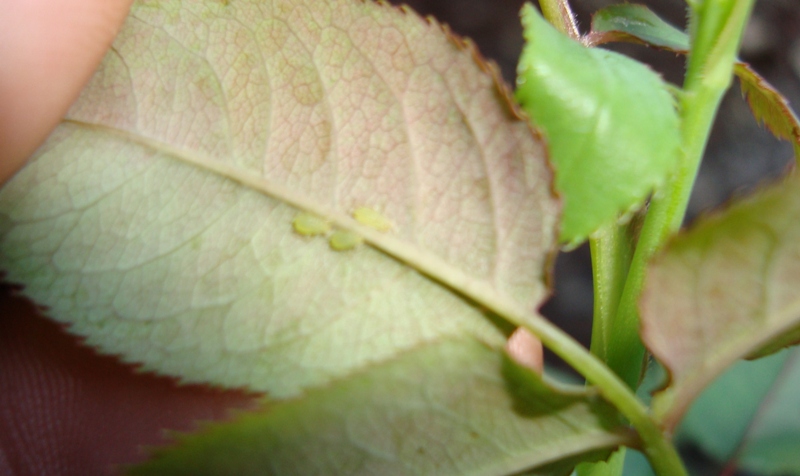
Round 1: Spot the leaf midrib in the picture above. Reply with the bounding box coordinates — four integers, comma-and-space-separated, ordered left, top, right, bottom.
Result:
62, 118, 535, 329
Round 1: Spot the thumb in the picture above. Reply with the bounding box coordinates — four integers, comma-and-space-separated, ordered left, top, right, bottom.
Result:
0, 0, 134, 184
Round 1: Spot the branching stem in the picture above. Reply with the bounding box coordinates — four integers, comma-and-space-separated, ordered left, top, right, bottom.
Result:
538, 0, 580, 40
555, 0, 757, 474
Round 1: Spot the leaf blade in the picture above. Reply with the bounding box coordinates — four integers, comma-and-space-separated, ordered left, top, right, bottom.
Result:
735, 63, 800, 147
129, 338, 630, 476
590, 4, 689, 52
678, 348, 800, 475
641, 172, 800, 429
516, 4, 680, 245
0, 0, 558, 398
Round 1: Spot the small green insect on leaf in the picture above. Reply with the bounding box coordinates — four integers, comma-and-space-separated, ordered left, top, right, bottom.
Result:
353, 207, 393, 232
329, 230, 364, 251
292, 212, 331, 237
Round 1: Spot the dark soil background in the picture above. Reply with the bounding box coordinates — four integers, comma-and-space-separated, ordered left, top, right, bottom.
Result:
388, 1, 800, 474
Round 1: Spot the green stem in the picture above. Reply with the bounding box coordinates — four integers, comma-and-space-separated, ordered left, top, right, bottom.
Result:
605, 0, 756, 392
573, 2, 755, 472
589, 223, 634, 364
583, 224, 635, 476
538, 0, 580, 40
510, 310, 687, 476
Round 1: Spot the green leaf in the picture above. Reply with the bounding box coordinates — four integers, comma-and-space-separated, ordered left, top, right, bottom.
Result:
590, 4, 689, 52
640, 172, 800, 430
130, 339, 630, 476
678, 348, 800, 475
575, 449, 625, 476
516, 4, 680, 246
0, 0, 559, 398
621, 450, 655, 476
590, 4, 800, 149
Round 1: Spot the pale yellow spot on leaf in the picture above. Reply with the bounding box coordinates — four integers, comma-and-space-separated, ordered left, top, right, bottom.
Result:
329, 230, 363, 251
292, 212, 331, 236
353, 207, 393, 232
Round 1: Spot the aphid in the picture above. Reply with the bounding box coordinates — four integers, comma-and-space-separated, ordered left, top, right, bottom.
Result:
292, 212, 331, 236
328, 229, 363, 251
353, 207, 393, 232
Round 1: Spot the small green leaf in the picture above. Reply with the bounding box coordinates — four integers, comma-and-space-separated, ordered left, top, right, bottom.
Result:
516, 4, 680, 245
641, 172, 800, 430
590, 4, 689, 52
129, 338, 630, 476
678, 348, 800, 475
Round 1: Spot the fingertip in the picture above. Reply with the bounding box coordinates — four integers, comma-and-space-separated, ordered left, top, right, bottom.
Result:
0, 0, 134, 184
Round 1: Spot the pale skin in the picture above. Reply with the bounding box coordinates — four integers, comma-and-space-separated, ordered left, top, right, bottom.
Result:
0, 1, 255, 473
0, 0, 133, 183
0, 0, 541, 471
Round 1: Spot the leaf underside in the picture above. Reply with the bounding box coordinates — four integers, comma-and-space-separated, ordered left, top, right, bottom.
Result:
0, 0, 630, 473
0, 0, 558, 398
641, 172, 800, 430
130, 338, 629, 476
